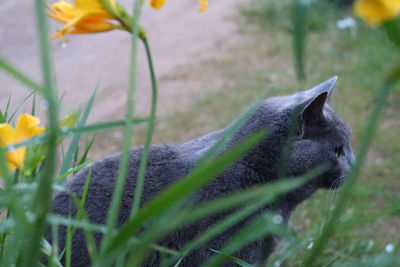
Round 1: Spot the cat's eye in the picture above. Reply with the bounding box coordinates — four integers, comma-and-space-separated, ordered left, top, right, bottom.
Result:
335, 145, 344, 157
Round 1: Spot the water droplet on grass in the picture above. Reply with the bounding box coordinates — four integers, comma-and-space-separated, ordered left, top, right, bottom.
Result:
385, 244, 394, 253
273, 214, 283, 224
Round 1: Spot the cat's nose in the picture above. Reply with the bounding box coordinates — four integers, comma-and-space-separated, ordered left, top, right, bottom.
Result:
347, 152, 356, 168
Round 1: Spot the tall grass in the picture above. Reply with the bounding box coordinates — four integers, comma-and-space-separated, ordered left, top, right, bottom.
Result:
0, 0, 399, 266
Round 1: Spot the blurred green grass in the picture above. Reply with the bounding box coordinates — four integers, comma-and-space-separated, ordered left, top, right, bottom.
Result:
108, 0, 400, 265
2, 0, 399, 265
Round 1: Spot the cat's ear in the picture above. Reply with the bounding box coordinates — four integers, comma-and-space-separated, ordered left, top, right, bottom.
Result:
299, 76, 337, 126
305, 76, 337, 102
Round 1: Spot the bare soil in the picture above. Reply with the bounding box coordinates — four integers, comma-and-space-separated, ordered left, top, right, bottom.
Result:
0, 0, 244, 122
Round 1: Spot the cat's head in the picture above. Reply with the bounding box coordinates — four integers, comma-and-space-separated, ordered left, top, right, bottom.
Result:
252, 77, 355, 190
283, 77, 355, 189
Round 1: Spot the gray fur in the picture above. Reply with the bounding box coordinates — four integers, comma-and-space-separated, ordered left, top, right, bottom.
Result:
50, 77, 354, 266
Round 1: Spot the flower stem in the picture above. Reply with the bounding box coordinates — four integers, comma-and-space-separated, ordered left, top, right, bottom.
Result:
100, 0, 143, 257
130, 37, 158, 219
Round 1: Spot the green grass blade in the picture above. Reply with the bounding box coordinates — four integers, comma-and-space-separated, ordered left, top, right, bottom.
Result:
171, 174, 317, 229
55, 162, 88, 183
292, 0, 310, 81
171, 199, 269, 267
48, 224, 59, 267
78, 136, 96, 166
0, 59, 42, 92
382, 20, 400, 48
0, 110, 6, 123
8, 91, 36, 122
161, 171, 321, 267
0, 149, 12, 187
60, 89, 96, 175
208, 249, 254, 267
76, 168, 92, 225
62, 118, 148, 136
53, 169, 95, 263
68, 195, 98, 263
4, 95, 11, 122
101, 130, 266, 257
269, 238, 312, 267
203, 213, 288, 267
17, 0, 59, 265
4, 118, 148, 153
100, 0, 144, 254
201, 101, 263, 162
47, 215, 107, 234
65, 222, 72, 267
1, 190, 30, 266
130, 37, 158, 218
303, 81, 393, 266
40, 238, 63, 267
32, 94, 37, 116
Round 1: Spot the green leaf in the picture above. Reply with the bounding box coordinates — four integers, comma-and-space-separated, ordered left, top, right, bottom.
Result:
382, 20, 400, 49
59, 113, 79, 129
387, 63, 400, 85
0, 110, 6, 124
22, 144, 47, 177
59, 89, 96, 176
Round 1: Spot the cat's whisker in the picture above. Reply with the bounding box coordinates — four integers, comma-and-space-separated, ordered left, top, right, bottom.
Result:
321, 181, 339, 213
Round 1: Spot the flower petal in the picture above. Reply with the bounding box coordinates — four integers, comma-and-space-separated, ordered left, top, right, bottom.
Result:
6, 148, 26, 170
47, 0, 117, 40
16, 114, 42, 138
0, 123, 17, 146
354, 0, 400, 25
198, 0, 208, 12
149, 0, 167, 10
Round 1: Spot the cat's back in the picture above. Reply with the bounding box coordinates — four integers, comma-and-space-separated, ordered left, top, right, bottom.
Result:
52, 144, 196, 223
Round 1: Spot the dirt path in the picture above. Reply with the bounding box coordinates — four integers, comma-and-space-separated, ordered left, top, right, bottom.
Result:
0, 0, 244, 121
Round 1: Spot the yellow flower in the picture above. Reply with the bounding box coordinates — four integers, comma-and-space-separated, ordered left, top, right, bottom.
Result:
149, 0, 208, 12
149, 0, 167, 10
354, 0, 400, 25
47, 0, 119, 42
0, 114, 45, 170
198, 0, 208, 12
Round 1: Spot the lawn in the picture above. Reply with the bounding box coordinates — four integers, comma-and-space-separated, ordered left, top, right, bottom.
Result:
126, 1, 400, 265
1, 0, 400, 266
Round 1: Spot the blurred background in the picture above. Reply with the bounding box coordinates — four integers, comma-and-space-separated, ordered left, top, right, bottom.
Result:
1, 0, 400, 265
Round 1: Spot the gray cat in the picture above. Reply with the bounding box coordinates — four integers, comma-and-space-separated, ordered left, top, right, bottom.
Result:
50, 77, 354, 266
